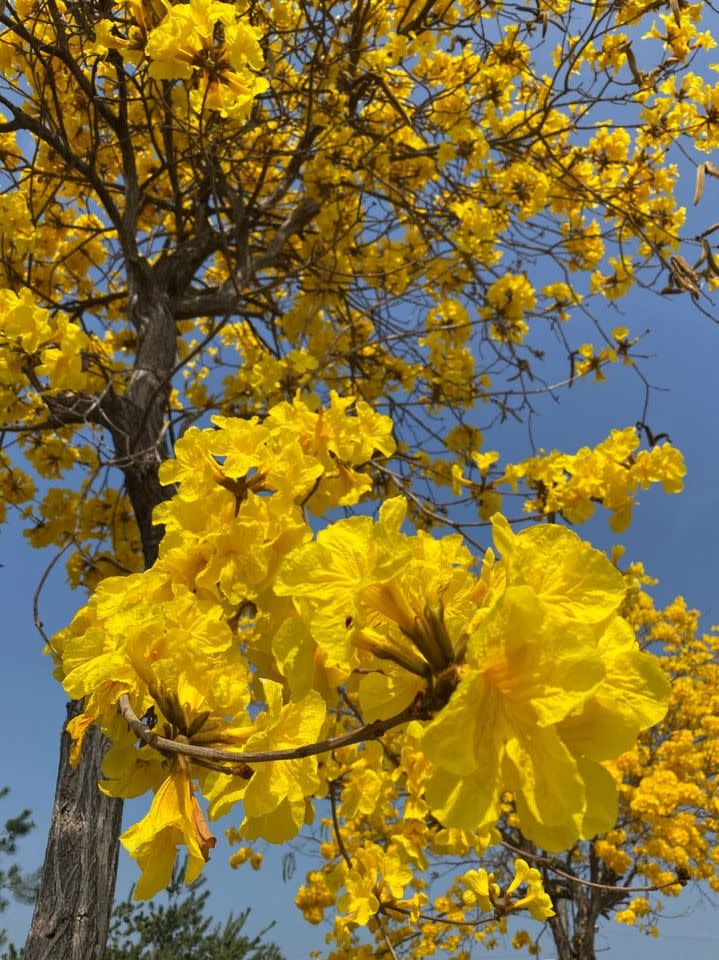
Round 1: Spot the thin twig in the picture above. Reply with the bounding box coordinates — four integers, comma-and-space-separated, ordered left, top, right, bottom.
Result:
32, 543, 71, 656
500, 841, 686, 893
329, 780, 353, 869
380, 901, 495, 928
377, 913, 401, 960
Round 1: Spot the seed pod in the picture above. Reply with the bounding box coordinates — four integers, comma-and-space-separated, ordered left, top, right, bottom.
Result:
621, 41, 643, 86
669, 255, 700, 300
187, 710, 212, 739
702, 239, 719, 277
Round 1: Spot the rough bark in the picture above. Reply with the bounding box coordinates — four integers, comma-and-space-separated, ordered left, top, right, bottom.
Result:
24, 702, 123, 960
572, 895, 601, 960
24, 460, 166, 960
25, 459, 168, 960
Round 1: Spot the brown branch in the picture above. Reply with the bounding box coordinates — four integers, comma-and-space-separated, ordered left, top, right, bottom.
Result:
0, 95, 123, 234
172, 195, 321, 318
32, 543, 70, 657
380, 901, 495, 929
377, 914, 401, 960
118, 693, 418, 767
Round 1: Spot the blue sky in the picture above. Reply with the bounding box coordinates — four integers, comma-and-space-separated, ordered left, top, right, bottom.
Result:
2, 279, 718, 959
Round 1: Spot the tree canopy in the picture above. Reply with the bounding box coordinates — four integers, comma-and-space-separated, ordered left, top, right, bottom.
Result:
0, 1, 717, 959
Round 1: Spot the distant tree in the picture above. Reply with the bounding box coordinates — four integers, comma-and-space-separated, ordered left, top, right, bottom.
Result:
0, 788, 38, 959
107, 859, 282, 960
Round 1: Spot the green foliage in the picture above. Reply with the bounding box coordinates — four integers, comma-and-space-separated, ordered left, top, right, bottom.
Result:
107, 860, 283, 960
0, 787, 38, 958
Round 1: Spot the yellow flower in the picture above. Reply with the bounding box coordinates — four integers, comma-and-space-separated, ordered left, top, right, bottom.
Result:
462, 867, 500, 912
421, 517, 669, 850
481, 274, 536, 343
336, 843, 412, 926
338, 864, 379, 926
472, 450, 500, 476
121, 769, 216, 899
274, 499, 411, 667
206, 680, 325, 843
143, 0, 268, 118
506, 859, 555, 920
422, 584, 604, 843
490, 514, 626, 633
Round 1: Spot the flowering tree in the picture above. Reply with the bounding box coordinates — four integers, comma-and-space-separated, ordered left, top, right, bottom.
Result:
0, 1, 716, 959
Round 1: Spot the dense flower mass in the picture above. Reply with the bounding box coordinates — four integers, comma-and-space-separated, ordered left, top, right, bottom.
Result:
53, 397, 669, 930
93, 0, 269, 118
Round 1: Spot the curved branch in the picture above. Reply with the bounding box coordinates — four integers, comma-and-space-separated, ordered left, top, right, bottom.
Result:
118, 693, 419, 767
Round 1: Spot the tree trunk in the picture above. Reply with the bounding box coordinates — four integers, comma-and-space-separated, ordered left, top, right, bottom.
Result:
24, 702, 123, 960
547, 889, 605, 960
572, 896, 599, 960
548, 899, 577, 960
25, 458, 170, 958
26, 465, 170, 958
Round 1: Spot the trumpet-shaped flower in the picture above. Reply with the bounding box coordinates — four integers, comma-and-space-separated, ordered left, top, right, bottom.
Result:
422, 586, 604, 841
506, 859, 555, 920
121, 768, 216, 900
206, 680, 326, 843
421, 518, 669, 849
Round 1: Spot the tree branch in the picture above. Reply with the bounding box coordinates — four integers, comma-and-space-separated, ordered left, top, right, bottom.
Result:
118, 692, 418, 767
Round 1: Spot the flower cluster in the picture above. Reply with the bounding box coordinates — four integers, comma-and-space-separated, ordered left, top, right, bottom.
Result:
449, 426, 686, 531
93, 0, 269, 119
53, 397, 669, 919
0, 289, 91, 398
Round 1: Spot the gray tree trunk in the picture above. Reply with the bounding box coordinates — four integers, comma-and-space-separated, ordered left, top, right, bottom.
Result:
548, 900, 577, 960
24, 702, 123, 960
25, 476, 164, 960
25, 487, 167, 960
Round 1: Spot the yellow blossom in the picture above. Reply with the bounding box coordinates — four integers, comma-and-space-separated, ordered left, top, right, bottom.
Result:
121, 769, 216, 900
